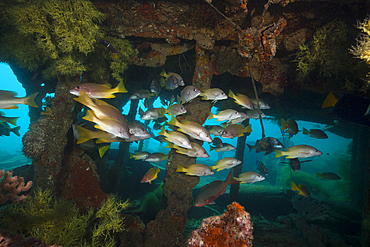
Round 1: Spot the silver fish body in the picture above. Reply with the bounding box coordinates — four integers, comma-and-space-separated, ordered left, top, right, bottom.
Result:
178, 86, 201, 103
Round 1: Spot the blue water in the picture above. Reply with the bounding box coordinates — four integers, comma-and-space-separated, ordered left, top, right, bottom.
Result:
0, 63, 351, 189
0, 63, 31, 154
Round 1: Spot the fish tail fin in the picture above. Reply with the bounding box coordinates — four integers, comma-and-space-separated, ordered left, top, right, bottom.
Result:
199, 93, 207, 100
74, 90, 94, 108
11, 126, 21, 137
208, 112, 215, 119
243, 124, 252, 133
82, 110, 97, 123
129, 153, 134, 159
303, 128, 309, 135
160, 77, 166, 87
281, 118, 288, 131
7, 117, 19, 126
168, 115, 179, 126
158, 126, 166, 136
98, 145, 110, 158
275, 150, 284, 158
322, 92, 338, 108
246, 144, 254, 152
315, 171, 321, 178
228, 89, 235, 99
291, 181, 299, 191
23, 92, 39, 108
210, 165, 216, 170
166, 143, 173, 149
177, 95, 182, 104
209, 145, 215, 152
176, 164, 185, 173
160, 69, 167, 78
114, 81, 128, 93
75, 125, 94, 144
226, 168, 239, 184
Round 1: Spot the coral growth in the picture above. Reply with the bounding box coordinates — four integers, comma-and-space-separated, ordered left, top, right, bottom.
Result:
0, 188, 130, 247
0, 0, 105, 78
0, 188, 92, 246
0, 170, 32, 204
188, 202, 253, 247
291, 195, 329, 221
22, 116, 50, 160
350, 16, 370, 86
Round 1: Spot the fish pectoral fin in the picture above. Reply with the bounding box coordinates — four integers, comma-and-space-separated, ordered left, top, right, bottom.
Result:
205, 196, 217, 203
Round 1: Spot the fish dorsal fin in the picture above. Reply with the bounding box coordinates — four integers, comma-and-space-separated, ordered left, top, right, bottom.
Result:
103, 83, 112, 88
0, 90, 18, 97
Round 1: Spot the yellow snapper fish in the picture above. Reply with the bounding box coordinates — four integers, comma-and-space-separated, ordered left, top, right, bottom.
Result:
208, 109, 241, 122
229, 112, 248, 125
144, 153, 168, 162
210, 157, 242, 171
0, 111, 19, 126
69, 81, 127, 98
209, 143, 236, 152
158, 126, 192, 149
75, 125, 121, 144
129, 90, 154, 100
0, 90, 38, 109
204, 125, 224, 136
234, 172, 265, 184
200, 88, 228, 102
141, 167, 160, 184
167, 142, 209, 158
275, 145, 322, 159
168, 116, 212, 142
291, 181, 311, 198
83, 110, 129, 139
194, 169, 240, 207
228, 90, 254, 109
221, 124, 252, 139
176, 164, 215, 176
165, 103, 187, 116
74, 91, 130, 139
250, 98, 270, 109
130, 151, 150, 160
177, 86, 201, 104
140, 107, 166, 120
160, 69, 185, 90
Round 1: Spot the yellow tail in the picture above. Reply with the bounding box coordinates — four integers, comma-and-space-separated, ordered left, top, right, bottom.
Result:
321, 92, 338, 108
4, 117, 19, 126
243, 124, 252, 133
23, 92, 39, 108
281, 118, 288, 131
315, 171, 321, 178
158, 126, 167, 136
113, 81, 128, 93
208, 112, 215, 119
168, 115, 179, 127
75, 125, 94, 144
82, 109, 97, 123
74, 90, 94, 108
160, 69, 167, 78
98, 145, 110, 158
275, 150, 285, 158
291, 181, 299, 191
228, 89, 236, 99
176, 164, 185, 173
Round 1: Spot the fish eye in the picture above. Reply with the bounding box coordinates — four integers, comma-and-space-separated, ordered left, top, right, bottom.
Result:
76, 86, 80, 89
